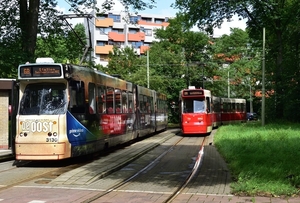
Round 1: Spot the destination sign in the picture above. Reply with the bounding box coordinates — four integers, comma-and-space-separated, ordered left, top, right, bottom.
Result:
183, 90, 204, 96
20, 65, 62, 78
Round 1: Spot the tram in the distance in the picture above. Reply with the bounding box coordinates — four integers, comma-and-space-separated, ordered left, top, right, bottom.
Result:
14, 58, 168, 160
179, 86, 246, 135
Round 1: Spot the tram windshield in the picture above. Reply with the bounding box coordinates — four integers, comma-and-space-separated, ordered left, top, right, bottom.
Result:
183, 99, 205, 113
19, 83, 67, 115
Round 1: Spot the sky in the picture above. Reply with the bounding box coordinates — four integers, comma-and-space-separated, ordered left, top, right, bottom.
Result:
57, 0, 246, 37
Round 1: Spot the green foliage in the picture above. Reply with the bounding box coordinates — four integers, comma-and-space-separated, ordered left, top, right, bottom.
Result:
0, 0, 156, 70
214, 122, 300, 196
173, 0, 300, 121
106, 46, 144, 79
106, 17, 263, 123
35, 23, 87, 63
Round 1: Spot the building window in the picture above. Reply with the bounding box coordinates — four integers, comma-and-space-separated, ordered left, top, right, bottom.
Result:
144, 29, 152, 36
129, 28, 139, 34
96, 13, 108, 19
131, 41, 142, 48
97, 41, 106, 46
129, 16, 140, 23
108, 14, 121, 22
99, 27, 111, 35
141, 17, 152, 23
154, 18, 164, 24
112, 28, 123, 33
108, 40, 114, 45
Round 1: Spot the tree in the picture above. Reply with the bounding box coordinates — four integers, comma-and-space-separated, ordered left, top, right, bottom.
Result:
105, 46, 144, 79
35, 23, 87, 63
174, 0, 300, 120
0, 0, 156, 69
209, 28, 261, 99
155, 16, 212, 89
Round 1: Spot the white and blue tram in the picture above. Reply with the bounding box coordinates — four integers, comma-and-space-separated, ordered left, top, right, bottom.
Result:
15, 58, 168, 160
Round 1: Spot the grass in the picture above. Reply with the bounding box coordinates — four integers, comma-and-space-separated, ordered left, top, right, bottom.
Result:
214, 121, 300, 197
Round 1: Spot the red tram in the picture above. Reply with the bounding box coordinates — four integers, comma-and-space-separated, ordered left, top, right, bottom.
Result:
179, 86, 246, 135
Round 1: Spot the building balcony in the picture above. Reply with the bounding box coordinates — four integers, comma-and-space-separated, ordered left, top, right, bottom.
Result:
108, 32, 125, 41
128, 32, 145, 41
95, 18, 114, 27
95, 45, 113, 54
138, 20, 169, 27
108, 32, 145, 42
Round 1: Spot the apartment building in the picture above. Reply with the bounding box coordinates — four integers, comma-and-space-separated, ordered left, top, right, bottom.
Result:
86, 11, 170, 66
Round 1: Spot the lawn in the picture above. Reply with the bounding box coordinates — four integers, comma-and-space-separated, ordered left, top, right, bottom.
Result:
214, 121, 300, 197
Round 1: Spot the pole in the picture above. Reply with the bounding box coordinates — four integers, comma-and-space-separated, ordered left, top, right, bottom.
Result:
147, 50, 149, 88
250, 84, 253, 113
202, 64, 204, 89
262, 27, 266, 126
228, 71, 230, 98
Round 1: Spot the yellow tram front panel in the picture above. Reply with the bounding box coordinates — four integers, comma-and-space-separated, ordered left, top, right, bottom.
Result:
15, 114, 71, 160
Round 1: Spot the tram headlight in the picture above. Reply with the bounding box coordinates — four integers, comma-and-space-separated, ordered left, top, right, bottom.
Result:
198, 117, 203, 121
48, 132, 52, 136
65, 72, 70, 78
53, 132, 57, 136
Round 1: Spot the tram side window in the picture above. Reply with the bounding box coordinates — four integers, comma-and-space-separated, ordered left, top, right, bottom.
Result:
215, 100, 220, 112
157, 99, 161, 113
69, 80, 85, 113
146, 96, 150, 113
143, 95, 148, 113
206, 97, 211, 113
148, 96, 153, 113
115, 89, 121, 113
97, 85, 106, 113
106, 87, 114, 114
122, 91, 128, 113
237, 103, 241, 112
223, 102, 227, 112
128, 92, 133, 113
138, 94, 143, 113
232, 103, 235, 112
88, 83, 96, 114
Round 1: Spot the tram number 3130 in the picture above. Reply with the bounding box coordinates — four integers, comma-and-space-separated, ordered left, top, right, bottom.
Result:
46, 137, 58, 142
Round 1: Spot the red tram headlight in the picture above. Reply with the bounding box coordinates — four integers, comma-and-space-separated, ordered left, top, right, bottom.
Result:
198, 117, 203, 121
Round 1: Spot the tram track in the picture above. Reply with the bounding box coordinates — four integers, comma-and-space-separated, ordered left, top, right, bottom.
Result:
81, 135, 207, 203
0, 130, 179, 194
163, 136, 206, 203
0, 129, 211, 203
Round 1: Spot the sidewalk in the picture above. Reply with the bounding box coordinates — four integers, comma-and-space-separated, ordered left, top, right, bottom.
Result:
0, 149, 14, 161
